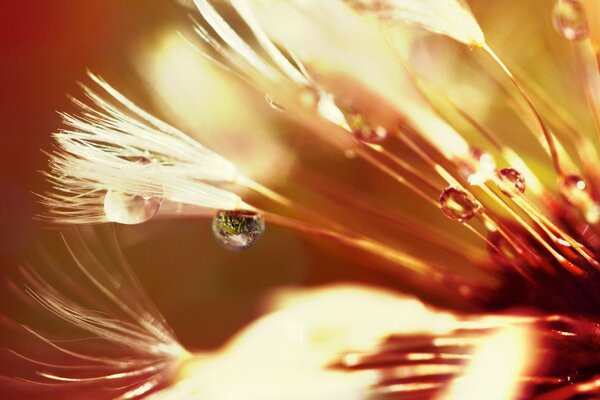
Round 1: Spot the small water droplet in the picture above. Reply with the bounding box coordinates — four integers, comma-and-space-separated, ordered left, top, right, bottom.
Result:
553, 0, 589, 41
104, 190, 162, 224
265, 94, 285, 112
559, 175, 590, 203
496, 168, 526, 197
212, 209, 265, 251
347, 112, 388, 144
439, 187, 481, 222
559, 175, 600, 223
458, 147, 495, 185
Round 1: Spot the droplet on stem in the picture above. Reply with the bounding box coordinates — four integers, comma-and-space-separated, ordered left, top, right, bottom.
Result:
212, 209, 265, 250
347, 112, 388, 144
553, 0, 589, 41
103, 155, 162, 224
439, 187, 481, 222
458, 147, 496, 186
496, 168, 526, 197
104, 190, 162, 224
559, 174, 600, 223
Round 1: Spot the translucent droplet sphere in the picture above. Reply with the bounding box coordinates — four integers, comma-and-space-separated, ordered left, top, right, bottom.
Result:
439, 187, 481, 222
559, 174, 589, 204
354, 126, 388, 144
496, 168, 526, 197
347, 112, 388, 144
212, 209, 265, 251
553, 0, 589, 41
559, 174, 600, 223
458, 147, 496, 186
103, 190, 162, 225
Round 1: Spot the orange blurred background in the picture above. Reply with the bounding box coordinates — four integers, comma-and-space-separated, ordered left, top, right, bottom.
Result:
0, 4, 409, 398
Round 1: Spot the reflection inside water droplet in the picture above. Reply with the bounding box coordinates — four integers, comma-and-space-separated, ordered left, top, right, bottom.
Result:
104, 190, 162, 224
212, 209, 266, 251
347, 112, 388, 144
439, 187, 481, 222
559, 174, 600, 224
496, 168, 526, 197
553, 0, 589, 41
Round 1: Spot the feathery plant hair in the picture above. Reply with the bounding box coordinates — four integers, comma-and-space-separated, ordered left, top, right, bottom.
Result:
11, 0, 600, 398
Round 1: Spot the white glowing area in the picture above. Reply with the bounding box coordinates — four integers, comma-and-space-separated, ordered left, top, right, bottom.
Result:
144, 284, 535, 400
443, 326, 533, 400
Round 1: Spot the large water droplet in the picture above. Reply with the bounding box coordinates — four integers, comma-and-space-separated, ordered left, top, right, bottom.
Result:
104, 190, 162, 224
347, 112, 388, 144
553, 0, 589, 41
212, 209, 265, 251
496, 168, 526, 197
458, 147, 495, 186
439, 187, 481, 222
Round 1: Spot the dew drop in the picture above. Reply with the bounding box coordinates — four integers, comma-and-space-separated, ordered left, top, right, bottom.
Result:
104, 190, 162, 225
347, 112, 388, 144
559, 174, 600, 223
439, 187, 481, 222
212, 209, 265, 251
553, 0, 589, 41
458, 147, 495, 186
559, 174, 590, 204
496, 168, 526, 197
103, 155, 163, 224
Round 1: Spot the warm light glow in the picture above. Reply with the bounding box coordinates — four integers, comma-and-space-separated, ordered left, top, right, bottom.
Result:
442, 326, 533, 400
173, 284, 463, 399
142, 32, 294, 184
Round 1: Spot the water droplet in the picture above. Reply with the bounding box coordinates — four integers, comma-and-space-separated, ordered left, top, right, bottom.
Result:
103, 190, 162, 224
553, 0, 589, 41
496, 168, 526, 197
458, 147, 495, 185
559, 175, 590, 203
212, 209, 265, 250
347, 112, 388, 144
439, 187, 481, 222
559, 175, 600, 223
265, 94, 285, 112
103, 155, 163, 224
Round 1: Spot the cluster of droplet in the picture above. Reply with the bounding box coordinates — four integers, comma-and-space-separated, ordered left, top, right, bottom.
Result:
439, 148, 528, 223
553, 0, 589, 41
99, 153, 268, 251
